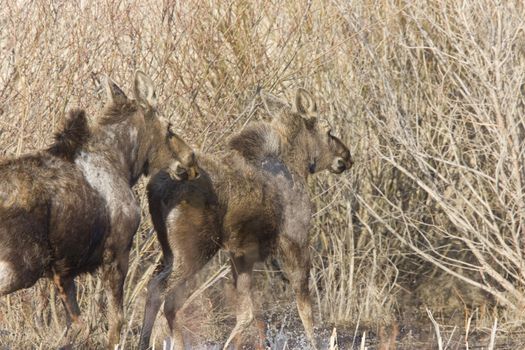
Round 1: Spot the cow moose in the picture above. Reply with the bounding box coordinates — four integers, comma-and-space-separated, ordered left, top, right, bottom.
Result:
139, 88, 352, 349
0, 71, 198, 349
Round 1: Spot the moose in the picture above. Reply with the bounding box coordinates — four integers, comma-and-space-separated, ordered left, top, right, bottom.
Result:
0, 71, 198, 349
139, 88, 352, 349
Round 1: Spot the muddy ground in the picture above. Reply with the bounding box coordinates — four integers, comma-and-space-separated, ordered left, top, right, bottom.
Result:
171, 299, 525, 350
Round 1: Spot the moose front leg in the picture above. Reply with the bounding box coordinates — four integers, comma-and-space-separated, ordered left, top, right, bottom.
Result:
279, 237, 317, 349
53, 274, 82, 324
103, 252, 129, 350
53, 273, 85, 349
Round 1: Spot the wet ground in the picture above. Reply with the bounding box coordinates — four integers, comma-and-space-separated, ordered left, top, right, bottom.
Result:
174, 308, 525, 350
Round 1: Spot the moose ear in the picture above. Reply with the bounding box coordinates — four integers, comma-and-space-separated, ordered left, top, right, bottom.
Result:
134, 70, 157, 110
259, 90, 291, 114
105, 76, 128, 105
295, 88, 317, 115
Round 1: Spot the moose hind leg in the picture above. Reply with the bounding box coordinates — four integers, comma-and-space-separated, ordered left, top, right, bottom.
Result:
139, 256, 173, 350
162, 254, 212, 350
0, 259, 43, 296
162, 276, 189, 349
0, 260, 21, 296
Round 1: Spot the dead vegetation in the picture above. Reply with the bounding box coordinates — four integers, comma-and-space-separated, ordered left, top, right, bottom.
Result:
1, 0, 525, 349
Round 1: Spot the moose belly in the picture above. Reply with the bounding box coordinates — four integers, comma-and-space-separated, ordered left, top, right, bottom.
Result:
48, 177, 111, 276
50, 217, 109, 275
224, 204, 281, 260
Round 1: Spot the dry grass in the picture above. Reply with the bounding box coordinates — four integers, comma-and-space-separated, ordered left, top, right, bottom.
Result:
1, 0, 525, 349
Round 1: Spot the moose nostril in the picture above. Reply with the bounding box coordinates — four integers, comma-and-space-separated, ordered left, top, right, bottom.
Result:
338, 159, 347, 170
171, 164, 188, 180
177, 170, 189, 180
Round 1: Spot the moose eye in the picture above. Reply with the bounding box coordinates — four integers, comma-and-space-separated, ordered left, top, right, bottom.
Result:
167, 123, 175, 138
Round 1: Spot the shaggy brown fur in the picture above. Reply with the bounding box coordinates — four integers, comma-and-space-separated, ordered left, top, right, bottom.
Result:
0, 71, 198, 349
139, 89, 352, 350
47, 109, 90, 161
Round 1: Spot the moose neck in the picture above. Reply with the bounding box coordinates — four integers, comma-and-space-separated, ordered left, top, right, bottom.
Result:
278, 130, 314, 180
86, 115, 149, 186
228, 122, 312, 181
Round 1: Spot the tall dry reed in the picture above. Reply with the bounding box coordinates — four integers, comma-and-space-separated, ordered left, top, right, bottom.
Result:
1, 0, 524, 348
